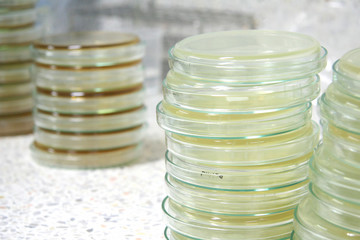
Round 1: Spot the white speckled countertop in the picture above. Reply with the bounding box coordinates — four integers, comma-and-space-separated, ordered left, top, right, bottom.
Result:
0, 95, 167, 240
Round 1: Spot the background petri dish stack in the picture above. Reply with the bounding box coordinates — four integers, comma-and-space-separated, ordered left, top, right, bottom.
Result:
0, 0, 42, 136
157, 30, 326, 240
292, 48, 360, 239
31, 32, 146, 168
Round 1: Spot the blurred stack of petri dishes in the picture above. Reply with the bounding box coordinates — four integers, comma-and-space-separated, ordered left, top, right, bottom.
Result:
31, 32, 146, 168
157, 30, 327, 239
292, 49, 360, 239
0, 0, 42, 136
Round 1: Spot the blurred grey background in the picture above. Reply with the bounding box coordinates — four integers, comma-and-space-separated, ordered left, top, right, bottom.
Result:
37, 0, 360, 95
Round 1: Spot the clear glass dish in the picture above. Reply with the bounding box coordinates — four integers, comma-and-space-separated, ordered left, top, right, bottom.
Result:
35, 86, 144, 114
0, 25, 42, 44
157, 101, 311, 137
332, 48, 360, 97
0, 81, 32, 98
0, 95, 33, 115
31, 141, 143, 169
169, 30, 326, 82
0, 111, 33, 136
319, 83, 360, 135
293, 197, 360, 240
309, 183, 360, 232
163, 71, 319, 112
165, 173, 309, 215
34, 61, 144, 92
34, 124, 146, 151
0, 0, 37, 11
33, 32, 145, 67
163, 197, 293, 240
166, 122, 319, 166
0, 45, 32, 63
0, 62, 32, 84
0, 8, 36, 28
309, 145, 360, 205
321, 122, 360, 168
34, 106, 146, 133
165, 150, 310, 190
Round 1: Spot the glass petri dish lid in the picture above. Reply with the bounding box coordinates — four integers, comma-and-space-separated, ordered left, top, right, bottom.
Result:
166, 150, 311, 190
319, 83, 360, 134
309, 183, 360, 232
163, 197, 294, 240
33, 32, 145, 67
0, 62, 32, 84
31, 141, 143, 169
166, 121, 319, 166
0, 81, 32, 98
293, 197, 360, 240
165, 173, 309, 215
333, 48, 360, 97
310, 145, 360, 205
163, 71, 320, 112
0, 44, 32, 63
34, 61, 144, 92
35, 85, 144, 114
0, 95, 33, 115
169, 30, 326, 82
34, 106, 146, 133
34, 124, 146, 151
0, 8, 36, 29
157, 101, 312, 137
0, 111, 33, 136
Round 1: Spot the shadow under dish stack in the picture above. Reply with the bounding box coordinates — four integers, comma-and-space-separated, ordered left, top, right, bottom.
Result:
157, 30, 326, 239
31, 32, 146, 168
0, 0, 42, 136
292, 48, 360, 239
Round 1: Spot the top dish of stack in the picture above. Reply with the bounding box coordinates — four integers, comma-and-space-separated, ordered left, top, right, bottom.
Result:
0, 0, 42, 136
157, 30, 327, 240
31, 32, 146, 168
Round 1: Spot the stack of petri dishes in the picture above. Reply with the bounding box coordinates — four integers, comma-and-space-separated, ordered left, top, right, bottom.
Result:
0, 0, 42, 136
292, 49, 360, 239
31, 32, 146, 168
157, 30, 327, 239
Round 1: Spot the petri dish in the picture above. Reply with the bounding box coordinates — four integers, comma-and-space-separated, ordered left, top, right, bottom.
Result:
321, 122, 360, 168
165, 150, 311, 189
319, 83, 360, 135
35, 85, 144, 114
309, 183, 360, 232
163, 71, 320, 112
333, 48, 360, 97
34, 124, 146, 151
0, 0, 37, 11
0, 62, 32, 84
33, 32, 145, 67
0, 44, 32, 63
157, 101, 312, 138
166, 122, 319, 166
34, 61, 144, 92
0, 8, 36, 29
0, 24, 42, 44
165, 173, 309, 215
0, 111, 33, 136
0, 95, 33, 115
293, 197, 360, 240
0, 81, 32, 98
169, 30, 326, 82
163, 197, 294, 240
310, 145, 360, 204
31, 141, 143, 169
34, 106, 146, 133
